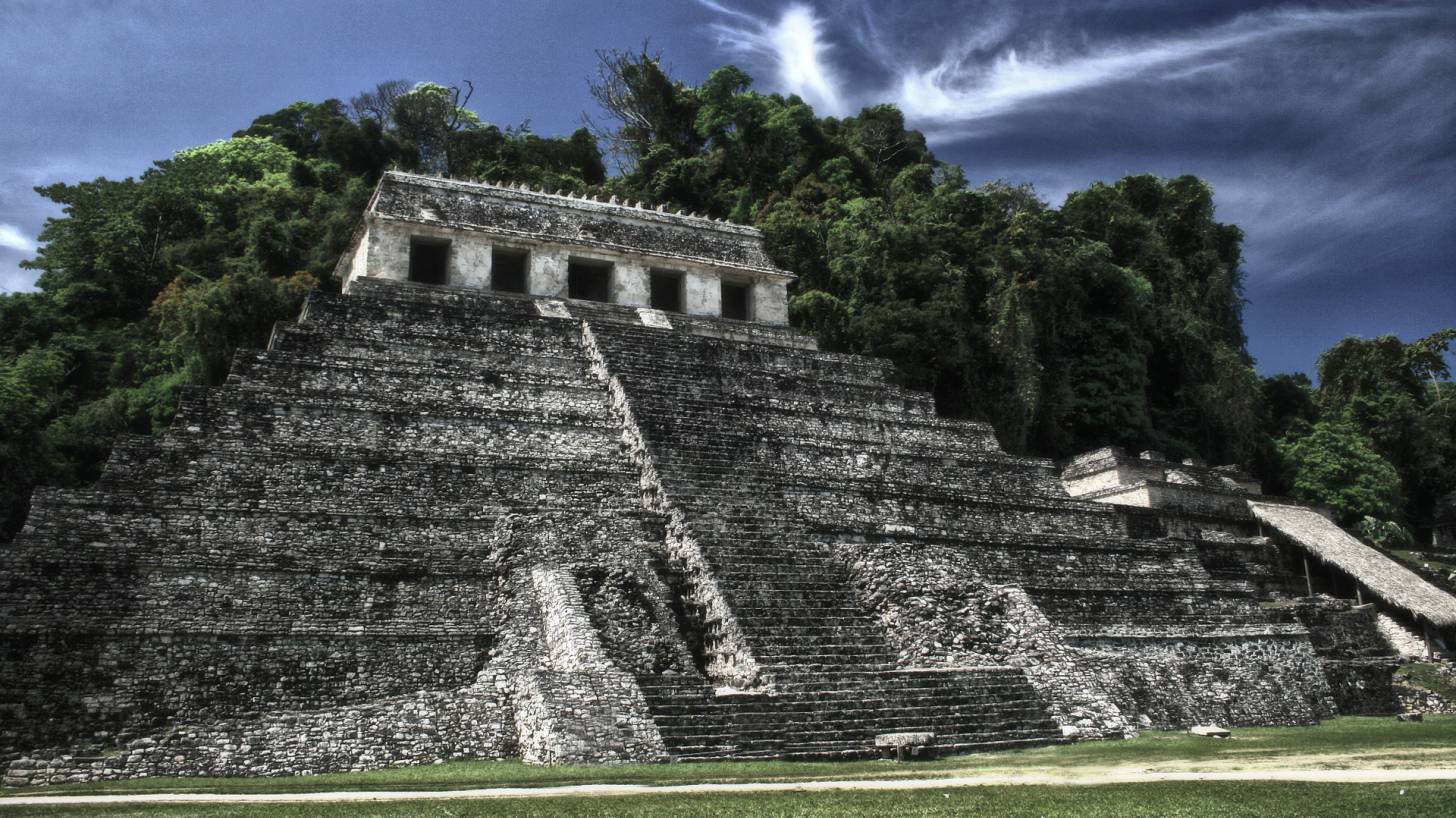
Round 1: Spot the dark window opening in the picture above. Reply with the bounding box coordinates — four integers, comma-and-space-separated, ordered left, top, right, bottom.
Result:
721, 281, 752, 321
492, 247, 529, 293
567, 258, 612, 302
408, 237, 450, 285
649, 269, 684, 313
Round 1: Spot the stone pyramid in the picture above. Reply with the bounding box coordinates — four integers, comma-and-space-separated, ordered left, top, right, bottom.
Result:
0, 174, 1334, 785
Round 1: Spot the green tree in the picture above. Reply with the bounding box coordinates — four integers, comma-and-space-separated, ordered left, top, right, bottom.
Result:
151, 269, 316, 384
1358, 516, 1413, 548
1061, 175, 1260, 465
1278, 418, 1404, 525
592, 55, 1261, 465
587, 47, 704, 168
391, 82, 482, 175
1315, 329, 1456, 527
0, 347, 69, 533
451, 125, 606, 189
236, 99, 399, 176
1263, 373, 1319, 438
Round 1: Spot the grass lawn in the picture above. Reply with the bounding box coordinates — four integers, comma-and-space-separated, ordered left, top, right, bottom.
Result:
2, 781, 1455, 817
3, 716, 1454, 800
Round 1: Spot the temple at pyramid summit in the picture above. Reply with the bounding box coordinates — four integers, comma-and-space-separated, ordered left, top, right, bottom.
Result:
4, 172, 1455, 785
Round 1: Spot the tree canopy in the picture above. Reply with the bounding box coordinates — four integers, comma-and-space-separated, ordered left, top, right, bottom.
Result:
1269, 330, 1456, 529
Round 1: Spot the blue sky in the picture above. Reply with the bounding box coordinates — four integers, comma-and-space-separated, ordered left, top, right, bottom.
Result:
1, 0, 1451, 375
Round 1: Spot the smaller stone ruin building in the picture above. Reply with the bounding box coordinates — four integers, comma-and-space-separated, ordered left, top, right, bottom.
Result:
3, 172, 1456, 786
1063, 446, 1456, 715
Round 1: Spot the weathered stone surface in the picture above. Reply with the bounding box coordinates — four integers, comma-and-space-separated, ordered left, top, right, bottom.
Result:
875, 732, 935, 760
1189, 725, 1231, 737
874, 732, 934, 748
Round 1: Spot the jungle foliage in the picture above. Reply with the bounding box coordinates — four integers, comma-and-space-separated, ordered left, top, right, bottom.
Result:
1270, 330, 1456, 528
1, 61, 1452, 540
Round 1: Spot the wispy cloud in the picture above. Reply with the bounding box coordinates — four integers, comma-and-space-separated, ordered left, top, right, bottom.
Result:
891, 5, 1422, 127
700, 1, 847, 115
0, 223, 36, 253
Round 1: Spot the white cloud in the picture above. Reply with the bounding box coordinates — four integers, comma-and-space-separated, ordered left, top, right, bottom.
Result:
702, 1, 847, 116
891, 5, 1422, 126
0, 223, 36, 253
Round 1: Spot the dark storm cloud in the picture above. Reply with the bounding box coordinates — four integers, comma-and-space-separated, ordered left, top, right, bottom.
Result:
698, 0, 1455, 373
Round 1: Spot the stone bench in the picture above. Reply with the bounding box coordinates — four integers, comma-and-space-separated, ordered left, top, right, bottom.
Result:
875, 731, 936, 760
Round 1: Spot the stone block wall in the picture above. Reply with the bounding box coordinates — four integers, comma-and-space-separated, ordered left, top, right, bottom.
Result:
3, 686, 516, 787
1076, 635, 1333, 726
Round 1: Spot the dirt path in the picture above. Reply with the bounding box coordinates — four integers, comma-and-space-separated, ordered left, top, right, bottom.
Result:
3, 768, 1455, 806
